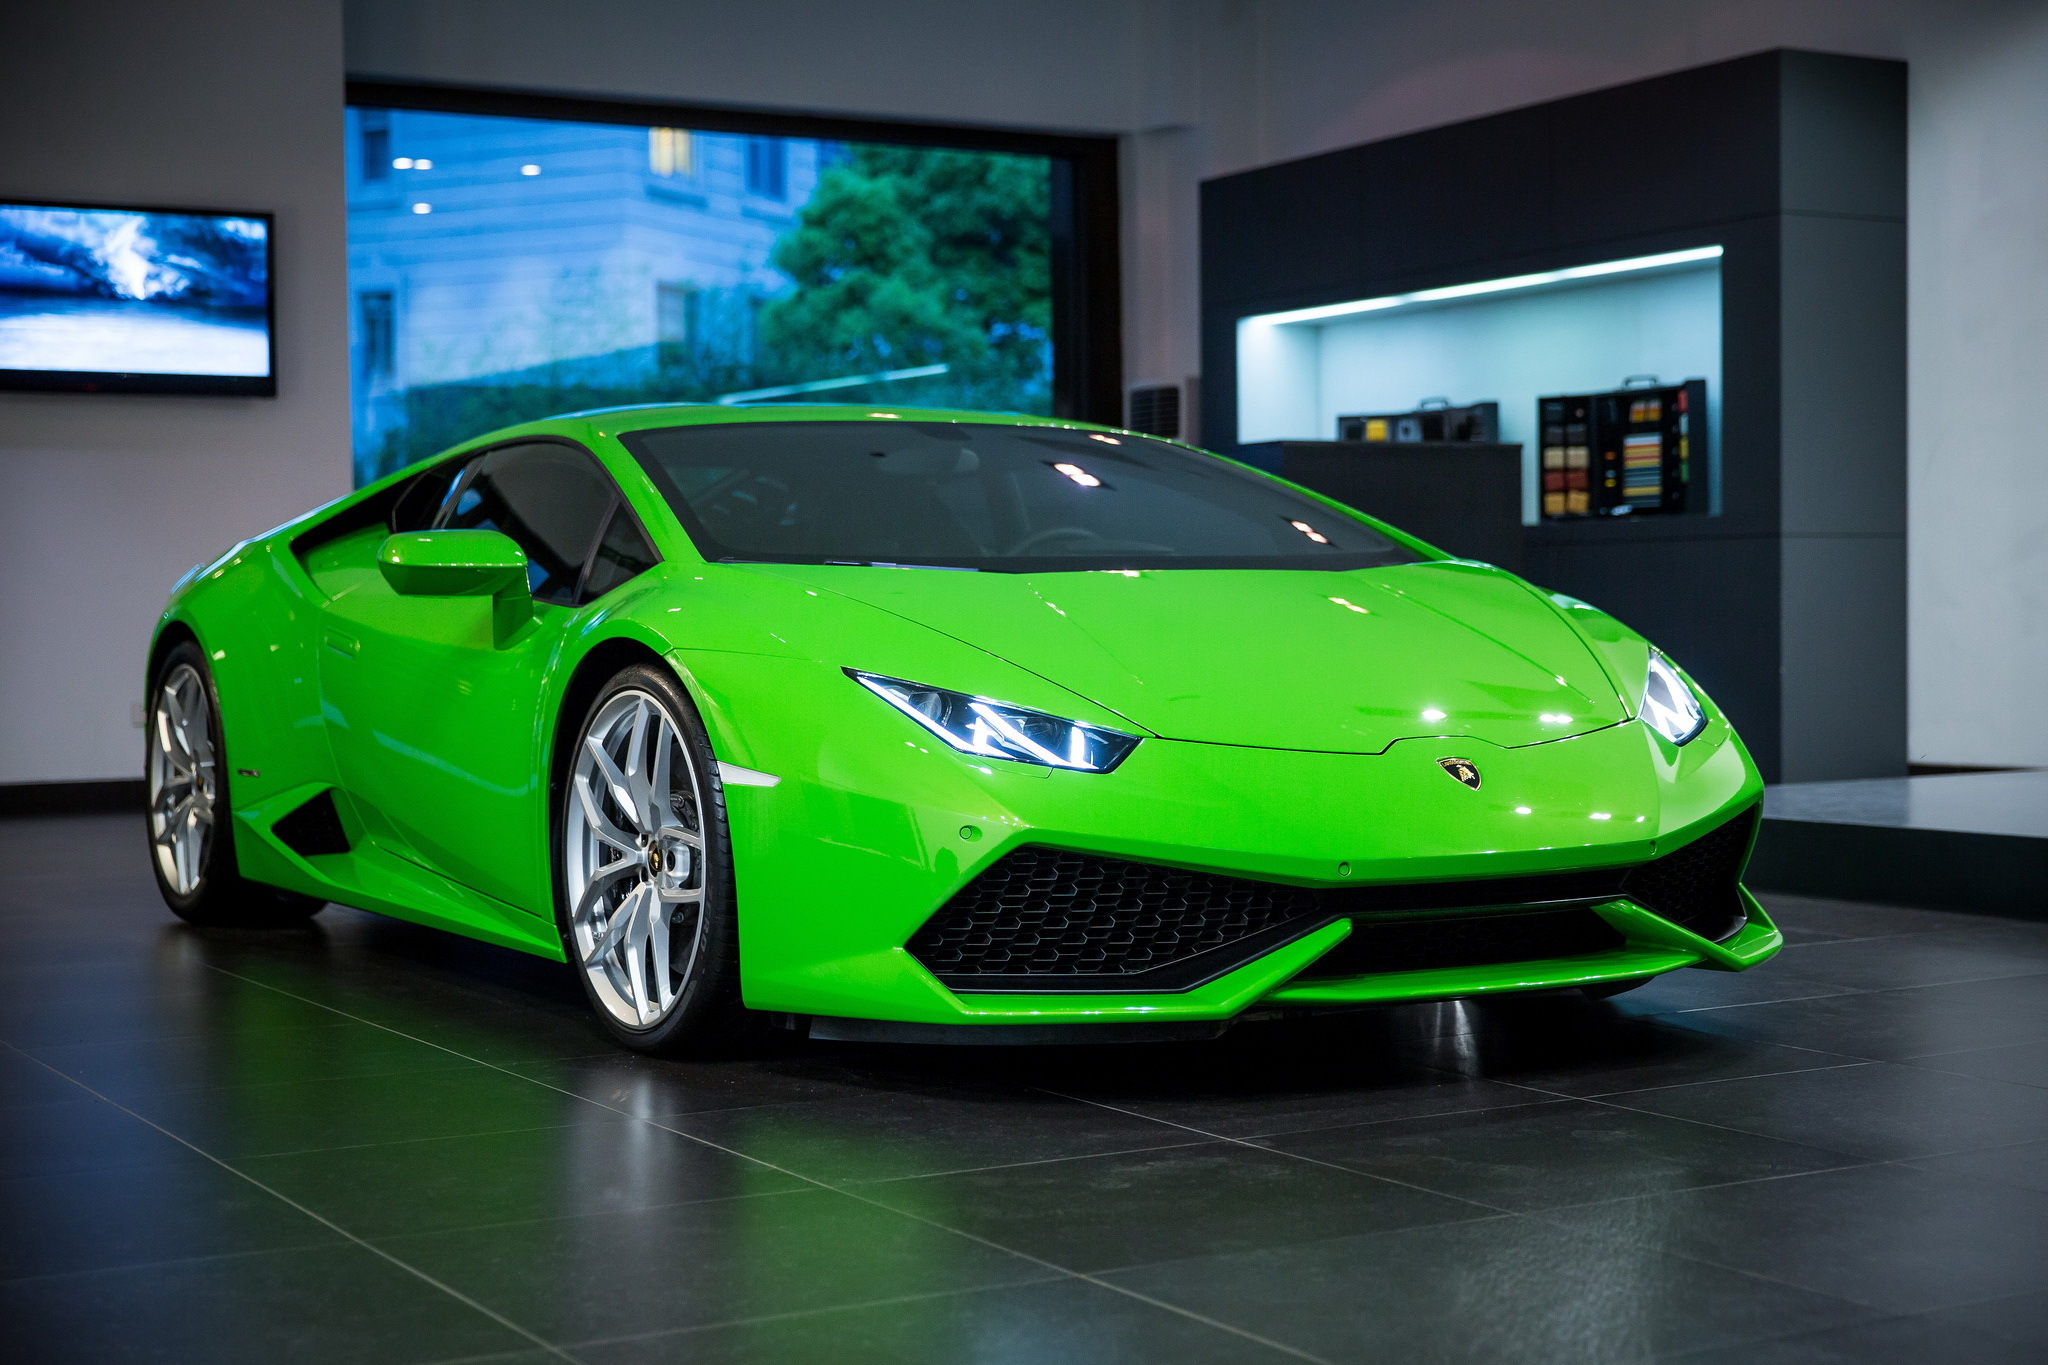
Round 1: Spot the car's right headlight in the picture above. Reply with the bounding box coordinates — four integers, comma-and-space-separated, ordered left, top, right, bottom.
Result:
1641, 650, 1707, 746
849, 670, 1140, 772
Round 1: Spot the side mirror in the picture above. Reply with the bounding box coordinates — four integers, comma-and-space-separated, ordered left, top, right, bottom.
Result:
377, 530, 532, 643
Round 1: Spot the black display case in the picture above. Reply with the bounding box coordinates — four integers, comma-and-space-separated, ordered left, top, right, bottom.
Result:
1201, 51, 1906, 782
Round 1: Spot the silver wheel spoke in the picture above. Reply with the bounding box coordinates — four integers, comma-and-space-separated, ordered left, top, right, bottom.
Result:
573, 772, 640, 853
623, 700, 657, 833
649, 717, 677, 830
647, 902, 674, 1013
583, 734, 642, 835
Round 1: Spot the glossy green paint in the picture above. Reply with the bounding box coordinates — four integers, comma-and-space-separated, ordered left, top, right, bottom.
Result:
152, 403, 1776, 1032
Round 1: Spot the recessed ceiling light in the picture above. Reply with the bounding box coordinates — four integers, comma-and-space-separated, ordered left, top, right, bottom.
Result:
412, 202, 432, 214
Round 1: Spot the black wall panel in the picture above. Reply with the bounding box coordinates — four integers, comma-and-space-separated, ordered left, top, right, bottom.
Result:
1200, 50, 1906, 782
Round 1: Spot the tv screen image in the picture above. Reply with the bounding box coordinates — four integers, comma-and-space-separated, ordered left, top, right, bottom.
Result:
0, 202, 274, 395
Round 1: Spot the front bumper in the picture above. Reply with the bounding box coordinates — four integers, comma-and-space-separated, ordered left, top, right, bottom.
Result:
685, 649, 1772, 1029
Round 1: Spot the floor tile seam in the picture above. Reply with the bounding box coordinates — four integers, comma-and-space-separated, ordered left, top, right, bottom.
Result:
833, 1136, 1220, 1189
605, 1105, 1338, 1363
1892, 1057, 2048, 1090
1522, 1158, 1881, 1216
1027, 1085, 1522, 1221
0, 1230, 356, 1289
25, 1056, 501, 1108
554, 1275, 1078, 1352
2, 1040, 582, 1365
1083, 1209, 1523, 1283
1657, 989, 1875, 1015
1645, 1306, 1915, 1362
0, 1016, 363, 1051
1892, 1037, 2047, 1062
352, 1183, 823, 1245
194, 964, 1332, 1361
1511, 1195, 1922, 1311
802, 1186, 1341, 1365
1775, 930, 1947, 948
1225, 1097, 1577, 1147
1566, 1059, 1875, 1100
1563, 1088, 1902, 1162
107, 1115, 632, 1166
1837, 967, 2048, 998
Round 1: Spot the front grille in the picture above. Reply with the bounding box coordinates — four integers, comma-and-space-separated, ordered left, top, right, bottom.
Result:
909, 804, 1760, 993
1294, 907, 1625, 979
1621, 805, 1757, 943
906, 848, 1326, 993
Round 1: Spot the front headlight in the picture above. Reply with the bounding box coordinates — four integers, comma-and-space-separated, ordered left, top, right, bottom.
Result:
849, 670, 1140, 772
1641, 650, 1707, 746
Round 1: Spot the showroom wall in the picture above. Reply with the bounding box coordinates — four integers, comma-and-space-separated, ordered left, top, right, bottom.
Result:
0, 0, 351, 786
3, 0, 2043, 783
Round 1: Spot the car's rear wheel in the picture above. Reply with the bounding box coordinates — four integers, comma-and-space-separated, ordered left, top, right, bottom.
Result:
558, 663, 750, 1054
146, 641, 322, 927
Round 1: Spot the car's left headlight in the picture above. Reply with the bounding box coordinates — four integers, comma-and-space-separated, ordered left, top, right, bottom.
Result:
1641, 650, 1707, 746
849, 670, 1140, 772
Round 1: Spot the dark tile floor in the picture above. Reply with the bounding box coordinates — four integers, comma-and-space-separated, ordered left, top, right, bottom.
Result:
4, 814, 2046, 1364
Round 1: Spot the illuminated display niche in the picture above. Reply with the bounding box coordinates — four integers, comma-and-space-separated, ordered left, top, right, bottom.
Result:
1235, 247, 1723, 523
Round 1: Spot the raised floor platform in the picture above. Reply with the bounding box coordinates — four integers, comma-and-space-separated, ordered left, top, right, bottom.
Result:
1752, 770, 2048, 920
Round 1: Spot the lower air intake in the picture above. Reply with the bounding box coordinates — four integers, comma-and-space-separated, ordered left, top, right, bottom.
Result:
909, 804, 1760, 993
1621, 805, 1758, 943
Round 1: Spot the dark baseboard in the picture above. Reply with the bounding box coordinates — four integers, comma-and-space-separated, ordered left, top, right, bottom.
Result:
1751, 817, 2048, 921
1906, 763, 2040, 776
0, 779, 146, 817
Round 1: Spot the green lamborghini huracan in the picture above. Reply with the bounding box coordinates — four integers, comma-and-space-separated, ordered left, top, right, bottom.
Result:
146, 405, 1778, 1052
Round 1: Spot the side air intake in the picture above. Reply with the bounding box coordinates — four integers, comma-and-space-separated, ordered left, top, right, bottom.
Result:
272, 789, 351, 857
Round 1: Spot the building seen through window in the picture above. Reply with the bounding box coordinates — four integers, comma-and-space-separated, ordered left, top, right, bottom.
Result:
347, 106, 1054, 485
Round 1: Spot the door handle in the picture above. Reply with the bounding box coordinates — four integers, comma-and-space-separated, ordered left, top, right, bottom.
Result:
324, 628, 360, 658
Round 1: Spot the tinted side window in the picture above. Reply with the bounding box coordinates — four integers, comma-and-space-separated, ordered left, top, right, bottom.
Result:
436, 442, 613, 605
581, 504, 660, 602
388, 457, 466, 533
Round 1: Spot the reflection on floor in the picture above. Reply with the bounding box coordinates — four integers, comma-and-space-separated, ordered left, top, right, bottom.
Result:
4, 814, 2047, 1364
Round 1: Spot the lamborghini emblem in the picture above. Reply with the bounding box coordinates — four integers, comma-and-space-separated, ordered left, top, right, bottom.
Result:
1437, 757, 1482, 789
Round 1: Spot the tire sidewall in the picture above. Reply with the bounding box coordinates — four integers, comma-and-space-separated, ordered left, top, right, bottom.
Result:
554, 661, 739, 1052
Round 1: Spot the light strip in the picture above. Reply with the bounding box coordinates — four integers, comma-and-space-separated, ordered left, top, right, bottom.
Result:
1248, 246, 1724, 327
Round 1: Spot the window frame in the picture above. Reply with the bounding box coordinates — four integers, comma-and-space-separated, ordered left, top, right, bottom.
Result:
346, 78, 1123, 427
427, 435, 663, 606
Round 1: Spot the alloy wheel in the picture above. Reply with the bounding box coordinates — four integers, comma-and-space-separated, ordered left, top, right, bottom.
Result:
148, 662, 217, 897
564, 688, 708, 1029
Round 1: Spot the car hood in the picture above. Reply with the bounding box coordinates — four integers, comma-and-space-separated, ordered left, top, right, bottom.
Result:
735, 561, 1632, 753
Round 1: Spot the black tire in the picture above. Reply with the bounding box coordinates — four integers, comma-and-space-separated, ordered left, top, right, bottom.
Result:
554, 662, 754, 1056
1581, 976, 1653, 999
145, 640, 323, 927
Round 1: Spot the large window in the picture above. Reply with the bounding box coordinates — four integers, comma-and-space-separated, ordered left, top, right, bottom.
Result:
346, 89, 1116, 487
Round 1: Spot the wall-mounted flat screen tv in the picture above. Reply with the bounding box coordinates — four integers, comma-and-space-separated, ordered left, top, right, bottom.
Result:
0, 201, 275, 395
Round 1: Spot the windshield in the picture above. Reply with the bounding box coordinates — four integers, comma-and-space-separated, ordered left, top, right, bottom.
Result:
621, 420, 1425, 572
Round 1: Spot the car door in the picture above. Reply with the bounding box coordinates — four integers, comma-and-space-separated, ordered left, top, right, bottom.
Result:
318, 438, 658, 915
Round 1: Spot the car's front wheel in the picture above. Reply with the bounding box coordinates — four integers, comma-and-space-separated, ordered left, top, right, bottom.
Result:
146, 640, 322, 927
558, 663, 750, 1054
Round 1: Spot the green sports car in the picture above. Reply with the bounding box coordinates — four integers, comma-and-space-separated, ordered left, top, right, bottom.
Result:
146, 405, 1778, 1052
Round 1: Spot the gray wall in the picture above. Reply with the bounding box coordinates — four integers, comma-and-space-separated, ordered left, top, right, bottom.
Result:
3, 0, 2044, 781
0, 0, 350, 785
